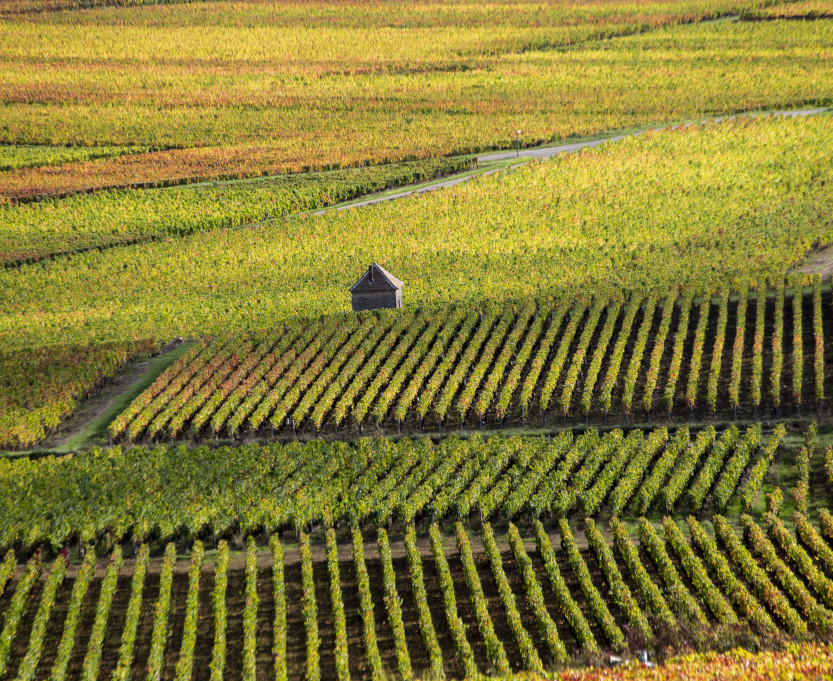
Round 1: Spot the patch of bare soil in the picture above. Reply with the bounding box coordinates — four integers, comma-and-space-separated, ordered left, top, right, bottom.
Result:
790, 245, 833, 283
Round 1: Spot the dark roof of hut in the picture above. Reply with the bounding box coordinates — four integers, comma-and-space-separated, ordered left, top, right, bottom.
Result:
349, 262, 404, 293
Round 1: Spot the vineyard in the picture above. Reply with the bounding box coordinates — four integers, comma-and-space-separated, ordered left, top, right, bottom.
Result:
0, 424, 791, 546
107, 279, 830, 442
3, 0, 833, 677
0, 156, 474, 264
2, 93, 832, 450
0, 1, 831, 198
742, 0, 833, 18
0, 0, 218, 15
563, 645, 833, 680
0, 420, 832, 678
2, 112, 832, 450
0, 340, 157, 450
0, 145, 146, 174
2, 114, 831, 357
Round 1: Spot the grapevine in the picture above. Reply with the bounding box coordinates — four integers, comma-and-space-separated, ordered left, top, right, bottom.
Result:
750, 283, 767, 414
728, 285, 749, 418
686, 516, 775, 635
663, 292, 693, 416
518, 304, 568, 422
663, 517, 736, 624
585, 518, 652, 640
352, 525, 383, 680
429, 524, 476, 677
455, 522, 510, 673
482, 522, 544, 672
770, 281, 785, 415
598, 298, 640, 418
792, 277, 805, 412
638, 518, 707, 626
50, 550, 96, 681
705, 289, 729, 415
404, 525, 444, 679
714, 514, 805, 637
210, 541, 230, 681
539, 300, 588, 419
685, 296, 712, 413
81, 546, 123, 681
642, 294, 675, 417
558, 301, 604, 418
742, 514, 833, 632
299, 532, 320, 681
146, 543, 177, 681
609, 517, 675, 628
378, 528, 413, 680
113, 544, 150, 681
581, 300, 624, 419
175, 542, 204, 681
620, 293, 657, 419
813, 274, 824, 409
533, 520, 596, 651
507, 523, 568, 662
560, 518, 624, 650
16, 555, 67, 681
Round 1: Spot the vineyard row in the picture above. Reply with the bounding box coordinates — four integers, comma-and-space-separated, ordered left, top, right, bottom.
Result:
0, 424, 786, 550
110, 277, 831, 442
2, 513, 833, 681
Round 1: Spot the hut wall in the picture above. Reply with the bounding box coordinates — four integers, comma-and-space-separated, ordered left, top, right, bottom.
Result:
351, 290, 401, 312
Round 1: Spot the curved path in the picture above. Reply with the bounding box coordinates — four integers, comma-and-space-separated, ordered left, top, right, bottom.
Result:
318, 107, 829, 214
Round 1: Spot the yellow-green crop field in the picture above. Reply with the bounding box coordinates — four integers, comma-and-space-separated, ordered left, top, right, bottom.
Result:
3, 115, 830, 349
0, 0, 831, 200
4, 112, 832, 447
0, 156, 474, 263
4, 3, 833, 679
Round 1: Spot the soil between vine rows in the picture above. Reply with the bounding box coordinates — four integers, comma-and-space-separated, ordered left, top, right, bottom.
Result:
0, 527, 672, 681
5, 513, 814, 681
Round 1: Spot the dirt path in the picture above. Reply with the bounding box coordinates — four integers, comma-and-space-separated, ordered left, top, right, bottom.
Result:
37, 339, 190, 452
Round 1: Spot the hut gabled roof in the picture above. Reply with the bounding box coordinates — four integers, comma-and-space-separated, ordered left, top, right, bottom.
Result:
349, 262, 404, 293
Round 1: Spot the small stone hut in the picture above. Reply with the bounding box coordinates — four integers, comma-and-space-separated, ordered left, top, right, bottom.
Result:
349, 262, 404, 312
